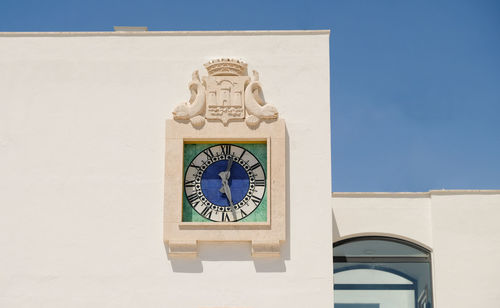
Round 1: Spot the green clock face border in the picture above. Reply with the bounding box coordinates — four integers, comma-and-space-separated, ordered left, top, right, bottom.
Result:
182, 142, 268, 223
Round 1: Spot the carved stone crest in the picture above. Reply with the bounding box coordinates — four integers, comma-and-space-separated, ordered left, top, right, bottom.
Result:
172, 59, 279, 128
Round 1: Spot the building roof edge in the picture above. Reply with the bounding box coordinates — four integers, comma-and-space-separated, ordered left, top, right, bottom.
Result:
332, 192, 430, 198
0, 29, 331, 37
332, 189, 500, 198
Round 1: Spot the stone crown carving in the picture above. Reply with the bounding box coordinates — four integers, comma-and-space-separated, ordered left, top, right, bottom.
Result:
204, 58, 247, 76
172, 59, 279, 128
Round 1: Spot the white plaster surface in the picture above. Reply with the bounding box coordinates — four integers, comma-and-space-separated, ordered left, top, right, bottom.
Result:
430, 193, 500, 307
0, 31, 332, 307
332, 195, 432, 248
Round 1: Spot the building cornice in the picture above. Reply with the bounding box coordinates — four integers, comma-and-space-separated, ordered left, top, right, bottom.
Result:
332, 190, 500, 198
0, 30, 330, 37
332, 192, 429, 198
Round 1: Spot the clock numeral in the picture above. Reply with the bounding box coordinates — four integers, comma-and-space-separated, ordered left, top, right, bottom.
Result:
200, 206, 213, 219
240, 208, 248, 218
250, 195, 262, 206
221, 212, 230, 222
255, 179, 266, 187
189, 163, 201, 170
185, 180, 196, 188
203, 148, 215, 159
186, 193, 201, 209
187, 193, 199, 204
220, 144, 231, 155
239, 149, 247, 160
249, 162, 261, 171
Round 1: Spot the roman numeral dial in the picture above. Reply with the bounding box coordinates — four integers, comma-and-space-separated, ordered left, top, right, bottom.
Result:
183, 143, 267, 222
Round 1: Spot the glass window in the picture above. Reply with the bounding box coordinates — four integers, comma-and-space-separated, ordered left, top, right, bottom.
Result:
334, 237, 433, 308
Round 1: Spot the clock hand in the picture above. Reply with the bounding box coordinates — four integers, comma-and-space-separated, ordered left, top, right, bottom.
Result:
221, 181, 237, 220
219, 158, 237, 220
218, 157, 233, 191
221, 157, 234, 199
225, 157, 233, 180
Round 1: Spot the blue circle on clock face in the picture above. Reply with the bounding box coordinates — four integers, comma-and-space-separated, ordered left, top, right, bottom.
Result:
201, 160, 250, 206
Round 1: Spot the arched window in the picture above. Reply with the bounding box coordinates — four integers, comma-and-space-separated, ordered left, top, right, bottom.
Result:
333, 236, 433, 308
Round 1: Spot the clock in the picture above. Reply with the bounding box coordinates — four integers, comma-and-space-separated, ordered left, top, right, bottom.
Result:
182, 142, 267, 223
164, 59, 285, 258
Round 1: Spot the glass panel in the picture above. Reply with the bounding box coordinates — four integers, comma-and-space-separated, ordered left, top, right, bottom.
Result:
334, 264, 422, 308
334, 262, 432, 303
334, 239, 428, 258
335, 269, 413, 284
335, 289, 413, 308
335, 304, 380, 308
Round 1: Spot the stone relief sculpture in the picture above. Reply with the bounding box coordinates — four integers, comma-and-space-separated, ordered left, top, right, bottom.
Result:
172, 71, 206, 128
172, 59, 279, 128
245, 70, 279, 128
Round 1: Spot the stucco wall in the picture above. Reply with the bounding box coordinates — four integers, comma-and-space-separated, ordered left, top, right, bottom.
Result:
430, 192, 500, 307
332, 193, 432, 248
0, 31, 332, 307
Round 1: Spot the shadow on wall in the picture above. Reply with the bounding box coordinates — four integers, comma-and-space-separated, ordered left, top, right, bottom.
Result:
166, 242, 287, 273
165, 127, 291, 273
332, 209, 341, 243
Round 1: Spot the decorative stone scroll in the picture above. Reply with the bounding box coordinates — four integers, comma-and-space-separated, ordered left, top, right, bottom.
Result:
172, 59, 279, 128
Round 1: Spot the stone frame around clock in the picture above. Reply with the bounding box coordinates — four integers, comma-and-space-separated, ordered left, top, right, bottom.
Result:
164, 119, 286, 258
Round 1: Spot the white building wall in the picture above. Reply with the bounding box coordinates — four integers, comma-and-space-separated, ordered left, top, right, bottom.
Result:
430, 192, 500, 307
332, 193, 432, 248
0, 31, 332, 307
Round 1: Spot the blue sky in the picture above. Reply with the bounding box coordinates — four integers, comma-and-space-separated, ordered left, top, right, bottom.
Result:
1, 0, 499, 192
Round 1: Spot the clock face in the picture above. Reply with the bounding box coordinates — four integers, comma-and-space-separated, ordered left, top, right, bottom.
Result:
183, 143, 267, 222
